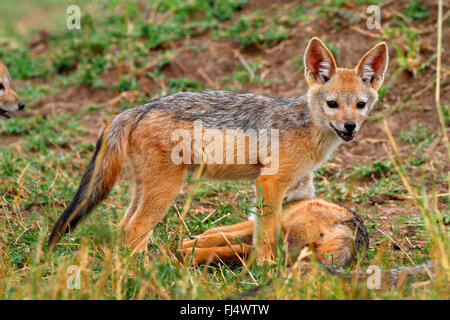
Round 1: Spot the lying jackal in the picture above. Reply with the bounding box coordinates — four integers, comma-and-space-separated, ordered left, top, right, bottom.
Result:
182, 198, 369, 266
48, 37, 388, 263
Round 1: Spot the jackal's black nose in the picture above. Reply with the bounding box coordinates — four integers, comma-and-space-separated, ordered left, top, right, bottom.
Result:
344, 121, 356, 133
18, 102, 25, 110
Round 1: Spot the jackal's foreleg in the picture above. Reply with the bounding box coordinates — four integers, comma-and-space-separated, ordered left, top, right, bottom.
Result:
253, 176, 286, 263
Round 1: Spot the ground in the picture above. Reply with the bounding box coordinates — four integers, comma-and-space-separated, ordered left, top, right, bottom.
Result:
0, 0, 448, 299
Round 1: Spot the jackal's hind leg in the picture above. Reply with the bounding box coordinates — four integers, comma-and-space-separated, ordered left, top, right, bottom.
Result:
182, 225, 253, 249
119, 178, 142, 229
123, 163, 186, 253
184, 244, 252, 265
200, 220, 254, 236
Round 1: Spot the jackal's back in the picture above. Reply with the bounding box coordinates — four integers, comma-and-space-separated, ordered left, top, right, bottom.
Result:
135, 90, 310, 130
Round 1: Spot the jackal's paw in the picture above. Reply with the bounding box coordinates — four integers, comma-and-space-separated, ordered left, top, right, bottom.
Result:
181, 238, 202, 249
125, 234, 149, 254
255, 244, 276, 264
129, 242, 148, 254
181, 248, 199, 266
182, 233, 231, 249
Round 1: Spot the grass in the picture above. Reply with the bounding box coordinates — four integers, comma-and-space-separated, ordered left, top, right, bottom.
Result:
0, 0, 448, 299
221, 12, 290, 48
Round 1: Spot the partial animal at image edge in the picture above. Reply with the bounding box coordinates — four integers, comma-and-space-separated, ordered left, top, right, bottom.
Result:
0, 59, 25, 120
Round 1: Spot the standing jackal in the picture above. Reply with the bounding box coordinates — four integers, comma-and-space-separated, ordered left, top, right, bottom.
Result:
48, 38, 388, 263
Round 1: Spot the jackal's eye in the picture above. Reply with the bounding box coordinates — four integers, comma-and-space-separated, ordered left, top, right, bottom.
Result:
357, 101, 366, 109
0, 83, 4, 90
327, 100, 338, 108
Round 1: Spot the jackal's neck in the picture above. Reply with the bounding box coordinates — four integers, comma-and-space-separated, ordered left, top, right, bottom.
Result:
308, 121, 341, 167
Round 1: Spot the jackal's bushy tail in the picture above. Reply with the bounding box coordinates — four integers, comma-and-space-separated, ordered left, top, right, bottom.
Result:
48, 112, 136, 248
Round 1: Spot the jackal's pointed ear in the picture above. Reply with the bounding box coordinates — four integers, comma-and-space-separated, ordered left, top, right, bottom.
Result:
356, 42, 388, 91
304, 37, 337, 85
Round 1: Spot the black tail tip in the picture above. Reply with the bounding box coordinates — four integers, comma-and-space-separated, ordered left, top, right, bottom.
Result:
47, 220, 66, 249
47, 231, 60, 250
